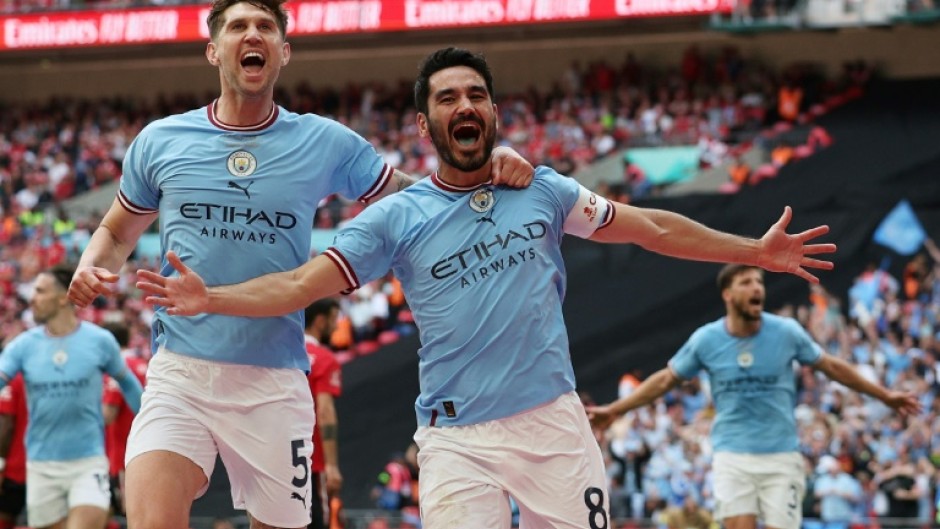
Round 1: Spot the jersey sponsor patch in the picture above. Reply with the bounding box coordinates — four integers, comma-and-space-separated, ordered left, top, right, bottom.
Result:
563, 184, 611, 239
442, 401, 457, 418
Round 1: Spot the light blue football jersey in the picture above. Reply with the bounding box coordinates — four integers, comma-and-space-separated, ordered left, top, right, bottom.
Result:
669, 312, 822, 453
0, 322, 130, 461
326, 166, 610, 427
119, 101, 390, 370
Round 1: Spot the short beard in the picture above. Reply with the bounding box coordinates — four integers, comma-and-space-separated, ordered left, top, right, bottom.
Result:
427, 117, 496, 173
731, 299, 762, 322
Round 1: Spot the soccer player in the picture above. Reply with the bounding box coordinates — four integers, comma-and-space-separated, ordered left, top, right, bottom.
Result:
587, 264, 920, 529
135, 47, 838, 529
101, 322, 148, 518
303, 299, 343, 529
65, 1, 531, 528
0, 374, 27, 529
0, 265, 143, 529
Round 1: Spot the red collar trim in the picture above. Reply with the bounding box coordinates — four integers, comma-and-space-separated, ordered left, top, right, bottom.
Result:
207, 99, 279, 132
430, 172, 491, 193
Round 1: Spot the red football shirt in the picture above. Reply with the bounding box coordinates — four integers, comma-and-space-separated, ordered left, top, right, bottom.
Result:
103, 354, 148, 476
305, 336, 342, 473
0, 375, 27, 483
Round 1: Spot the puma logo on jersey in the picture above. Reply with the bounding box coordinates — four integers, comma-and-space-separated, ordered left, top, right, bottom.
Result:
476, 214, 495, 226
227, 180, 254, 199
290, 491, 307, 508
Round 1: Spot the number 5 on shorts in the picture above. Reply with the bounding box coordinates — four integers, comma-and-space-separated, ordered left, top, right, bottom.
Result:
291, 439, 309, 488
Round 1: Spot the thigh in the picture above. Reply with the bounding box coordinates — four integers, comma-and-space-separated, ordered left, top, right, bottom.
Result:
125, 450, 207, 529
215, 368, 314, 529
66, 457, 111, 511
508, 395, 610, 529
416, 438, 512, 529
26, 463, 69, 528
757, 454, 805, 529
712, 453, 760, 520
124, 358, 220, 493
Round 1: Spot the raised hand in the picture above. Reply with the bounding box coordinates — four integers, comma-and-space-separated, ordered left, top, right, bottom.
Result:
68, 267, 119, 307
757, 206, 837, 283
884, 391, 922, 417
490, 146, 534, 188
136, 251, 208, 316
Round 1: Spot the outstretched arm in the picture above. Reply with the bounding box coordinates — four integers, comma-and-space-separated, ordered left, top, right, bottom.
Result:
590, 204, 836, 283
137, 251, 350, 318
585, 367, 682, 430
813, 355, 921, 416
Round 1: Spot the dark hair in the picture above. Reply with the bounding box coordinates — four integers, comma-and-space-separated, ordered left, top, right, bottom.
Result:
716, 264, 762, 292
304, 298, 340, 330
102, 322, 130, 347
414, 47, 494, 115
207, 0, 288, 40
45, 264, 76, 292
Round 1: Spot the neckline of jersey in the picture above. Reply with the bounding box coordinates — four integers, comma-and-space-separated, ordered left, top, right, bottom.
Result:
430, 172, 492, 193
207, 99, 279, 132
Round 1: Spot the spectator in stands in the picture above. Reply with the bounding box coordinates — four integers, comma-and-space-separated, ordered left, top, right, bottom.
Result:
728, 155, 751, 186
876, 446, 922, 522
662, 495, 713, 529
588, 264, 919, 529
0, 373, 27, 529
813, 455, 862, 529
304, 299, 344, 529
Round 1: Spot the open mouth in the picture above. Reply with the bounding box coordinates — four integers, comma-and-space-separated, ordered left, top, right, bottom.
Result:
748, 297, 763, 308
451, 121, 481, 147
240, 51, 266, 74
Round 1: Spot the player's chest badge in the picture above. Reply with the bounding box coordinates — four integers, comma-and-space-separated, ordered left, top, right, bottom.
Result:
52, 349, 69, 370
737, 351, 754, 369
469, 188, 495, 213
227, 150, 258, 177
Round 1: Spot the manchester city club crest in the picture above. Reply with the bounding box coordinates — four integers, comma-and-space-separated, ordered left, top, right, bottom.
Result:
737, 351, 754, 369
52, 349, 68, 370
227, 150, 257, 177
469, 188, 495, 213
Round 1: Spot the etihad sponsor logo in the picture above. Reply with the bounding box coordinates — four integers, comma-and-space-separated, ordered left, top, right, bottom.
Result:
180, 203, 297, 229
27, 377, 92, 398
431, 221, 546, 287
181, 202, 297, 246
715, 375, 779, 393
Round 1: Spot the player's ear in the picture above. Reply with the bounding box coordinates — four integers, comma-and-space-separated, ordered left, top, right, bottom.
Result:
206, 42, 220, 66
281, 41, 291, 66
416, 113, 429, 138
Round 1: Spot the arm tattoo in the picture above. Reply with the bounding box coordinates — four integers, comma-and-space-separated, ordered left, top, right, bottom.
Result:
321, 424, 338, 440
